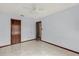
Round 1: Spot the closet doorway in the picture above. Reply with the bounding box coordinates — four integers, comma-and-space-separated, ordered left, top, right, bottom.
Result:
36, 21, 42, 40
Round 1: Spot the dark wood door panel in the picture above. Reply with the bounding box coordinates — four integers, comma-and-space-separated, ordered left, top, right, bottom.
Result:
11, 19, 21, 45
11, 35, 21, 44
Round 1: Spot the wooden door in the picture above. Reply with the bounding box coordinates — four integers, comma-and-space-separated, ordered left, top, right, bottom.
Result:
11, 19, 21, 45
36, 21, 42, 40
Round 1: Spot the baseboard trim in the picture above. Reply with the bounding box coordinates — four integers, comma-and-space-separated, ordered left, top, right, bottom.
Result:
0, 44, 11, 48
1, 39, 79, 54
41, 40, 79, 54
21, 39, 35, 43
0, 39, 35, 48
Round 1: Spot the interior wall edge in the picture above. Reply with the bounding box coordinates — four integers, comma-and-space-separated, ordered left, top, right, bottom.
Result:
0, 38, 35, 48
41, 40, 79, 55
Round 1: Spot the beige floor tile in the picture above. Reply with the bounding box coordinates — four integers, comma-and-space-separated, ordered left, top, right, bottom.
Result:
0, 40, 78, 56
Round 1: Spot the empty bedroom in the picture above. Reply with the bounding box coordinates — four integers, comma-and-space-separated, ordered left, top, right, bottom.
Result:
0, 3, 79, 56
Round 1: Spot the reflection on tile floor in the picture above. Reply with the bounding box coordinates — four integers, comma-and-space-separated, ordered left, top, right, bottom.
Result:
0, 40, 79, 56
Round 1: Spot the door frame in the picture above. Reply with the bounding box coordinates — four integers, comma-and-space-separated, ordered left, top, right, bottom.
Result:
11, 18, 21, 45
36, 21, 42, 40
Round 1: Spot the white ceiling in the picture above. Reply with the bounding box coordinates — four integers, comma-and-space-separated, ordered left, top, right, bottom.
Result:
0, 3, 78, 18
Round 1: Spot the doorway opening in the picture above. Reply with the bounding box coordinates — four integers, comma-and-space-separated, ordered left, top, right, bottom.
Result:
11, 19, 21, 45
36, 21, 42, 41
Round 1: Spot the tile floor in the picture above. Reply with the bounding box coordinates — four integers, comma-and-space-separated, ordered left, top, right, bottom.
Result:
0, 40, 79, 56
